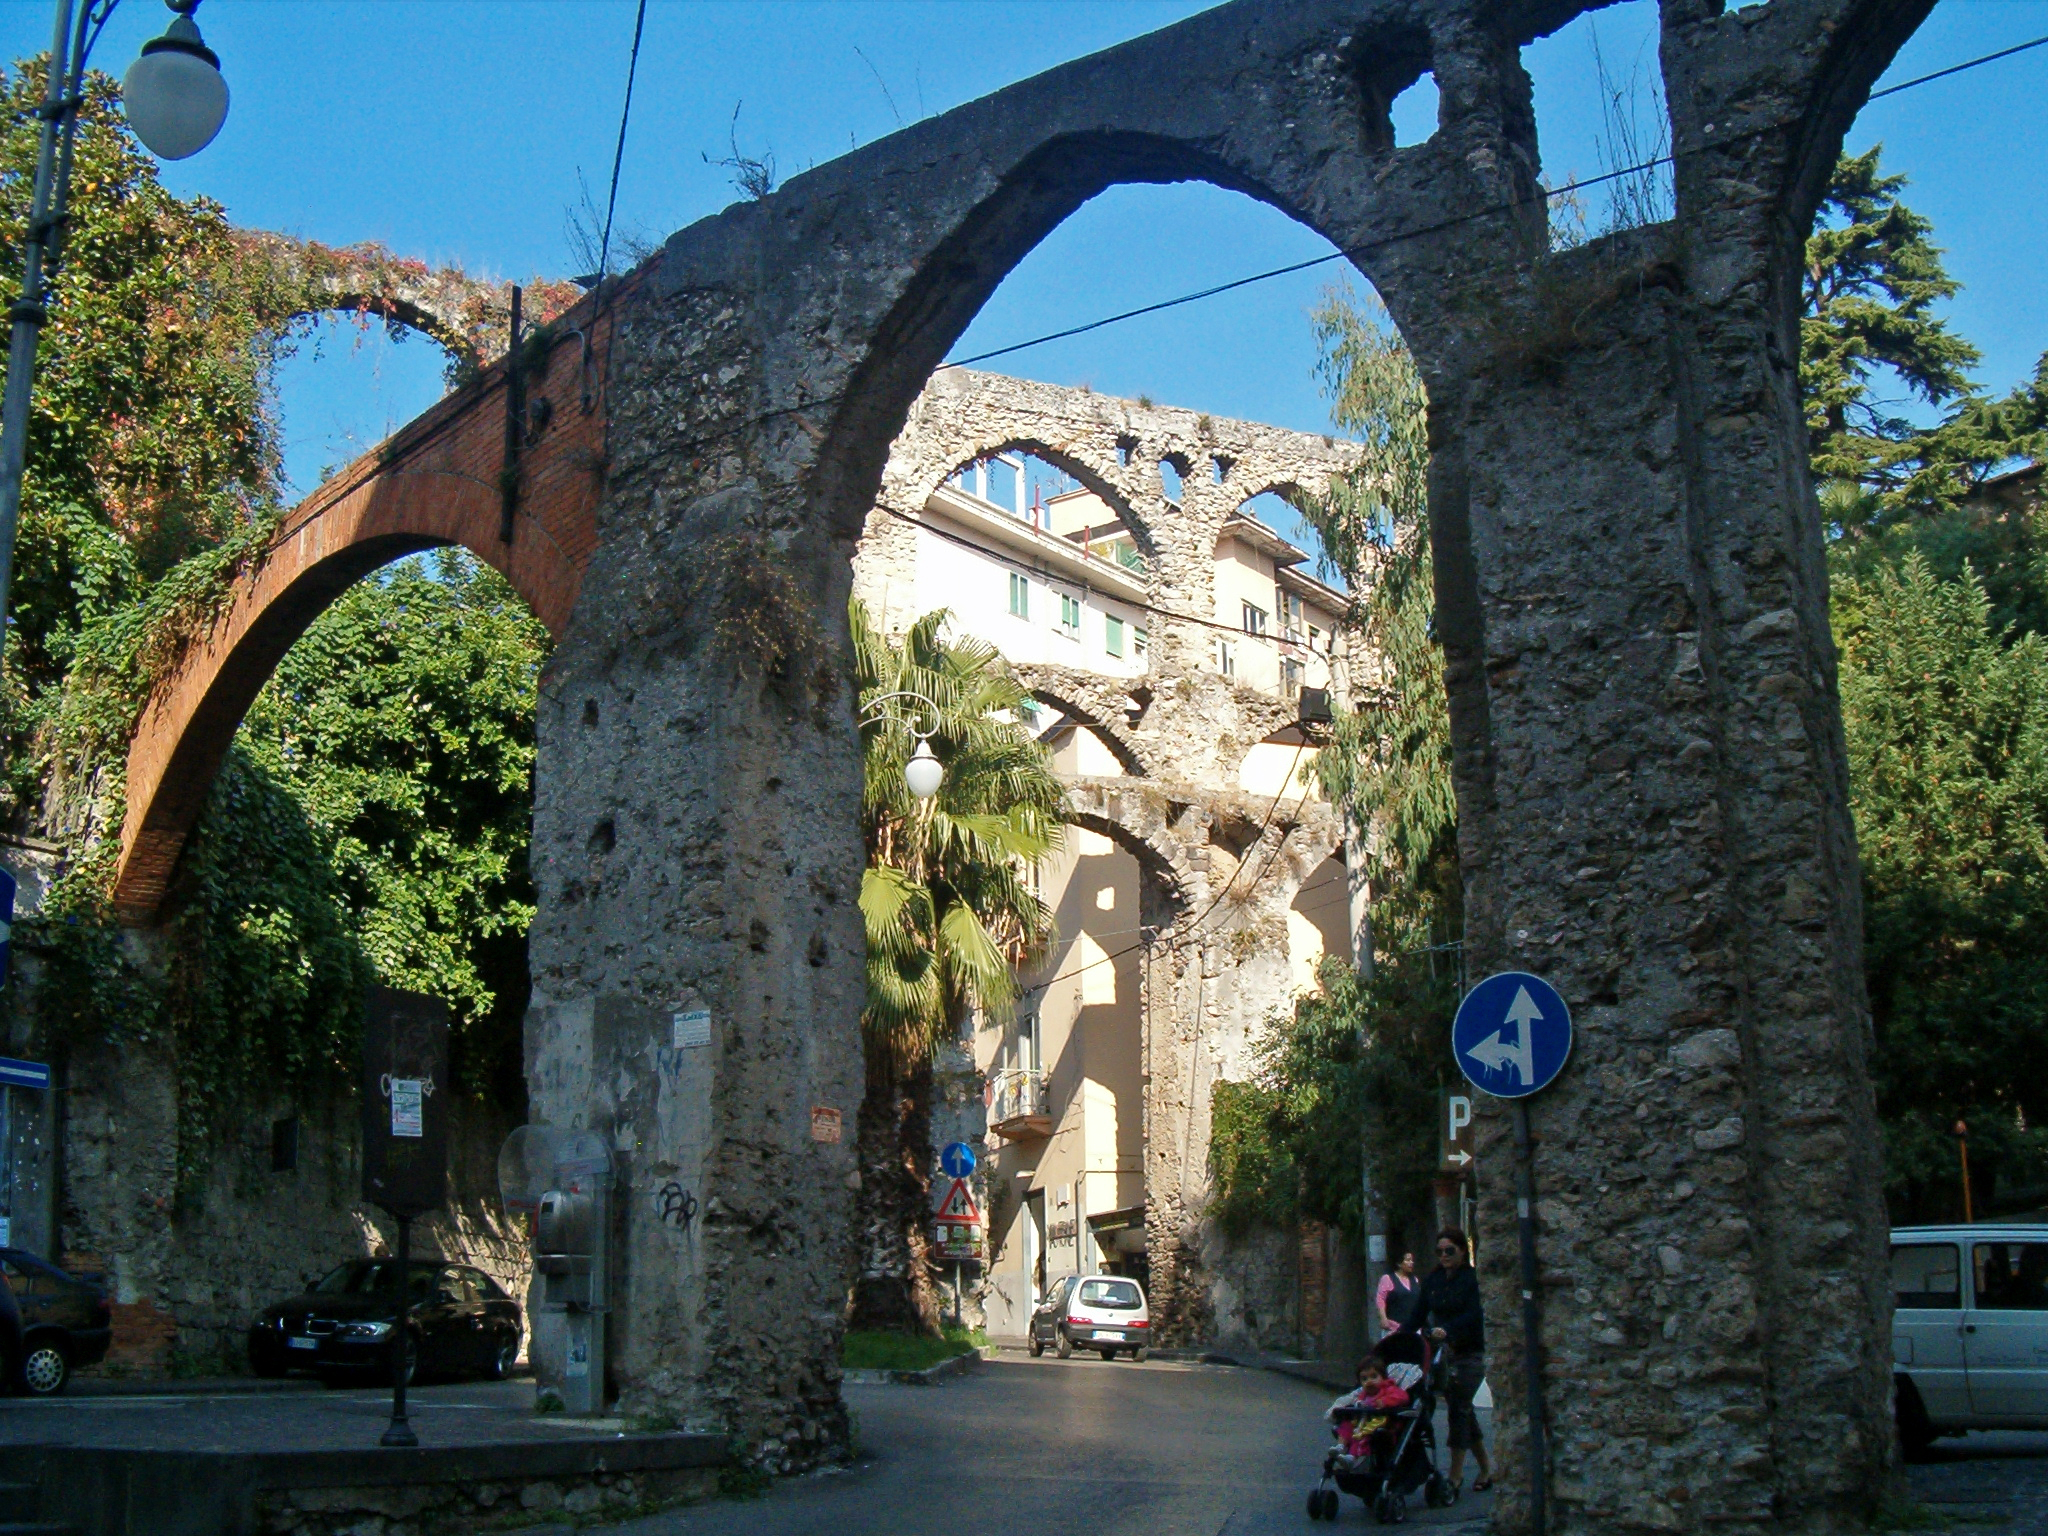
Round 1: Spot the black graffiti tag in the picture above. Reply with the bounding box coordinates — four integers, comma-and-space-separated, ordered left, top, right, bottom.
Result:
654, 1181, 698, 1233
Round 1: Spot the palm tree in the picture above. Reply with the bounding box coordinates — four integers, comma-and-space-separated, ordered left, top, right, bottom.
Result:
849, 599, 1066, 1333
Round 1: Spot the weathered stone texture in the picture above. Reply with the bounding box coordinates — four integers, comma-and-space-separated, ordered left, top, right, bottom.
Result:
89, 0, 1932, 1518
518, 0, 1921, 1510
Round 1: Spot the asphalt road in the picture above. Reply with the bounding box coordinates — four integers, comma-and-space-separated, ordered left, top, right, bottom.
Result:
608, 1354, 1493, 1536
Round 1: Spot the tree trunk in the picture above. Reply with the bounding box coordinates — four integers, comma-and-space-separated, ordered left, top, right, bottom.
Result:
847, 1042, 943, 1334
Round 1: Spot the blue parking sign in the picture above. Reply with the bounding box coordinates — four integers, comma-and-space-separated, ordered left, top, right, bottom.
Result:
1452, 972, 1573, 1099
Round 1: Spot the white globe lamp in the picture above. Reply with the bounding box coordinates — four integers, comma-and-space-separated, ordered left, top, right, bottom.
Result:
904, 740, 944, 801
122, 4, 229, 162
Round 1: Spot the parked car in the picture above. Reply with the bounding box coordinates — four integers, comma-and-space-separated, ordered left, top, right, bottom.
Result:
248, 1259, 521, 1384
1893, 1224, 2048, 1457
0, 1248, 111, 1396
1028, 1273, 1150, 1361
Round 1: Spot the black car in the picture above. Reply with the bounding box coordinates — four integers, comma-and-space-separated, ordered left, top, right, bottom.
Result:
0, 1248, 112, 1395
249, 1259, 522, 1384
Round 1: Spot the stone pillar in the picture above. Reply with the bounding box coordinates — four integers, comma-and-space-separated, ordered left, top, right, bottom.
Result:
525, 286, 867, 1464
1427, 230, 1892, 1527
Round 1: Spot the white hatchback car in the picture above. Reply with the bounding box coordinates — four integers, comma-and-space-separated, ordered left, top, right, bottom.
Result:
1892, 1224, 2048, 1456
1027, 1274, 1150, 1361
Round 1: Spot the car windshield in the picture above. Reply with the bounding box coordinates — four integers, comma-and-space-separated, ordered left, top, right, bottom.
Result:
312, 1262, 440, 1297
1079, 1279, 1141, 1310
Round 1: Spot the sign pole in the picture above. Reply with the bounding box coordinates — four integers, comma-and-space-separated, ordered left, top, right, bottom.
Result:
1511, 1100, 1547, 1536
381, 1213, 417, 1447
1452, 972, 1570, 1536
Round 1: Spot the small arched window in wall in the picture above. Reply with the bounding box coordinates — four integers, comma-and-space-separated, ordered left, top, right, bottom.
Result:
1159, 456, 1187, 504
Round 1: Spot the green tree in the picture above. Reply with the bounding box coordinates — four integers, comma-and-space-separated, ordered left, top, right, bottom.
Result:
2, 63, 548, 1173
1838, 555, 2048, 1216
0, 62, 298, 698
1208, 286, 1460, 1248
1804, 148, 2046, 534
236, 550, 549, 1100
850, 599, 1065, 1333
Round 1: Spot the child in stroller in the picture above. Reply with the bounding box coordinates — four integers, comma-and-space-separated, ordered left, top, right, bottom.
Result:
1305, 1338, 1457, 1523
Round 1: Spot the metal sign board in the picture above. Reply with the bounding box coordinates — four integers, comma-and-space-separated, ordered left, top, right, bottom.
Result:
0, 1057, 49, 1091
360, 987, 450, 1218
1452, 971, 1573, 1099
933, 1223, 984, 1261
940, 1141, 976, 1179
933, 1176, 981, 1225
1439, 1090, 1475, 1176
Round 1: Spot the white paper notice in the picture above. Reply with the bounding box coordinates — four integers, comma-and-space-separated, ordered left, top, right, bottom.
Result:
390, 1078, 424, 1138
672, 1009, 712, 1049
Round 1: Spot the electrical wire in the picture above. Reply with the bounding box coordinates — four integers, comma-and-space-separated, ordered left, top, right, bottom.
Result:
596, 0, 651, 289
1021, 740, 1319, 1000
229, 31, 2047, 629
642, 28, 2048, 466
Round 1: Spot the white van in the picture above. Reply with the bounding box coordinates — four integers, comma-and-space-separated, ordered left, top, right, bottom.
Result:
1892, 1224, 2048, 1456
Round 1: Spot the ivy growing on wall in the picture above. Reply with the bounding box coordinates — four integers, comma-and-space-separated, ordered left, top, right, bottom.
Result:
0, 62, 548, 1183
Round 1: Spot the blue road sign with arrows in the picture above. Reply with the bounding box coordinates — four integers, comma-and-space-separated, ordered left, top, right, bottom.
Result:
1452, 972, 1573, 1099
940, 1141, 976, 1179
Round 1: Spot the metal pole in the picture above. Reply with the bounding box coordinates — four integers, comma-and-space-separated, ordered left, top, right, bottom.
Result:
0, 0, 85, 656
380, 1215, 418, 1447
1955, 1121, 1973, 1224
1510, 1100, 1547, 1536
954, 1261, 963, 1329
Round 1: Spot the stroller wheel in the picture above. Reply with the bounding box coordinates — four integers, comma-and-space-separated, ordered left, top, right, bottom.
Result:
1423, 1473, 1450, 1508
1319, 1489, 1341, 1520
1372, 1491, 1406, 1524
1306, 1488, 1322, 1520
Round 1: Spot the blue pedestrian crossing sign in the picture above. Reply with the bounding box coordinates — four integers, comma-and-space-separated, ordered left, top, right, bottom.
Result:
1452, 972, 1573, 1099
940, 1141, 976, 1179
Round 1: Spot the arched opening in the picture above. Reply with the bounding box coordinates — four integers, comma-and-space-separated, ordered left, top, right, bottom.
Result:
830, 147, 1395, 1355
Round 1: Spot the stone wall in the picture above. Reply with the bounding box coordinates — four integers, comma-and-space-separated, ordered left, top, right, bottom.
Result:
14, 949, 527, 1375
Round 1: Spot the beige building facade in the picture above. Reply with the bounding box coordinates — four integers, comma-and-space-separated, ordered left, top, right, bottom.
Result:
854, 370, 1362, 1352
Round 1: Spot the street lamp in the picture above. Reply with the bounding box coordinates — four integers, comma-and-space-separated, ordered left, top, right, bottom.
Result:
0, 0, 228, 661
860, 692, 945, 802
122, 2, 229, 161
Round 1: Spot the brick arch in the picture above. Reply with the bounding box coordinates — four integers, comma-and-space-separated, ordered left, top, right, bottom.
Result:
111, 295, 616, 925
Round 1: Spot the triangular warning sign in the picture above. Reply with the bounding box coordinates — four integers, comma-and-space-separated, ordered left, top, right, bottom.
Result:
934, 1176, 981, 1224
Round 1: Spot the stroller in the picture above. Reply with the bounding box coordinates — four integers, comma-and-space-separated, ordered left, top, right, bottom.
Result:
1304, 1332, 1457, 1523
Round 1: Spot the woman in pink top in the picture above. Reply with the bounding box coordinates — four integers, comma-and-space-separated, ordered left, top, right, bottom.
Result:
1375, 1250, 1420, 1338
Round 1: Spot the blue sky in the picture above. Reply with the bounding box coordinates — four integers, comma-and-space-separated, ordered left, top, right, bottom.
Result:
1, 0, 2040, 501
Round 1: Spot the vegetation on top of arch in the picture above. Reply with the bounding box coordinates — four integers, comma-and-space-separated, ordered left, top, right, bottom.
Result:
0, 55, 554, 1181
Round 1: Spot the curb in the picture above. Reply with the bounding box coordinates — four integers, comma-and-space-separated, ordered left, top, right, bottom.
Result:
841, 1345, 994, 1386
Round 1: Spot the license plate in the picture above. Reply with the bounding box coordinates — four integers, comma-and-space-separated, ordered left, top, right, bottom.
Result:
1090, 1329, 1122, 1341
288, 1336, 318, 1351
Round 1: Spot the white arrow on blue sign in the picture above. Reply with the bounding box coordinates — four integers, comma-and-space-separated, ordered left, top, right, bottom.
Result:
1452, 972, 1573, 1099
940, 1141, 976, 1179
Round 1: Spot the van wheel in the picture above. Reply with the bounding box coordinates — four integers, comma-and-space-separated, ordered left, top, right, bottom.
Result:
1100, 1348, 1118, 1362
1055, 1331, 1072, 1360
1896, 1378, 1937, 1462
1027, 1332, 1044, 1357
1132, 1346, 1149, 1363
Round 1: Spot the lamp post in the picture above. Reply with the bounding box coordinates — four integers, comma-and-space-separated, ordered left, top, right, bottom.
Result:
0, 0, 227, 660
859, 691, 945, 802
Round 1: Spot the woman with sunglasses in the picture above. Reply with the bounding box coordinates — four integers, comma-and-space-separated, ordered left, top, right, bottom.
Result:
1418, 1227, 1492, 1494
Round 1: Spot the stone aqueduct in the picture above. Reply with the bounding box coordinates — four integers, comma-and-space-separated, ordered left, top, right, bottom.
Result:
108, 0, 1935, 1525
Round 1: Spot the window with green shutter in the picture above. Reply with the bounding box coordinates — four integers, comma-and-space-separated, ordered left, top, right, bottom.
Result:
1105, 615, 1124, 657
1009, 572, 1029, 618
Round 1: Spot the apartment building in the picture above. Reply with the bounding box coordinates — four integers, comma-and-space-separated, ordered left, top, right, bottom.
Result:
856, 371, 1363, 1353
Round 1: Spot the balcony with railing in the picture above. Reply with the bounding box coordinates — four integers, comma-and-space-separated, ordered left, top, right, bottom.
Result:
989, 1069, 1052, 1140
